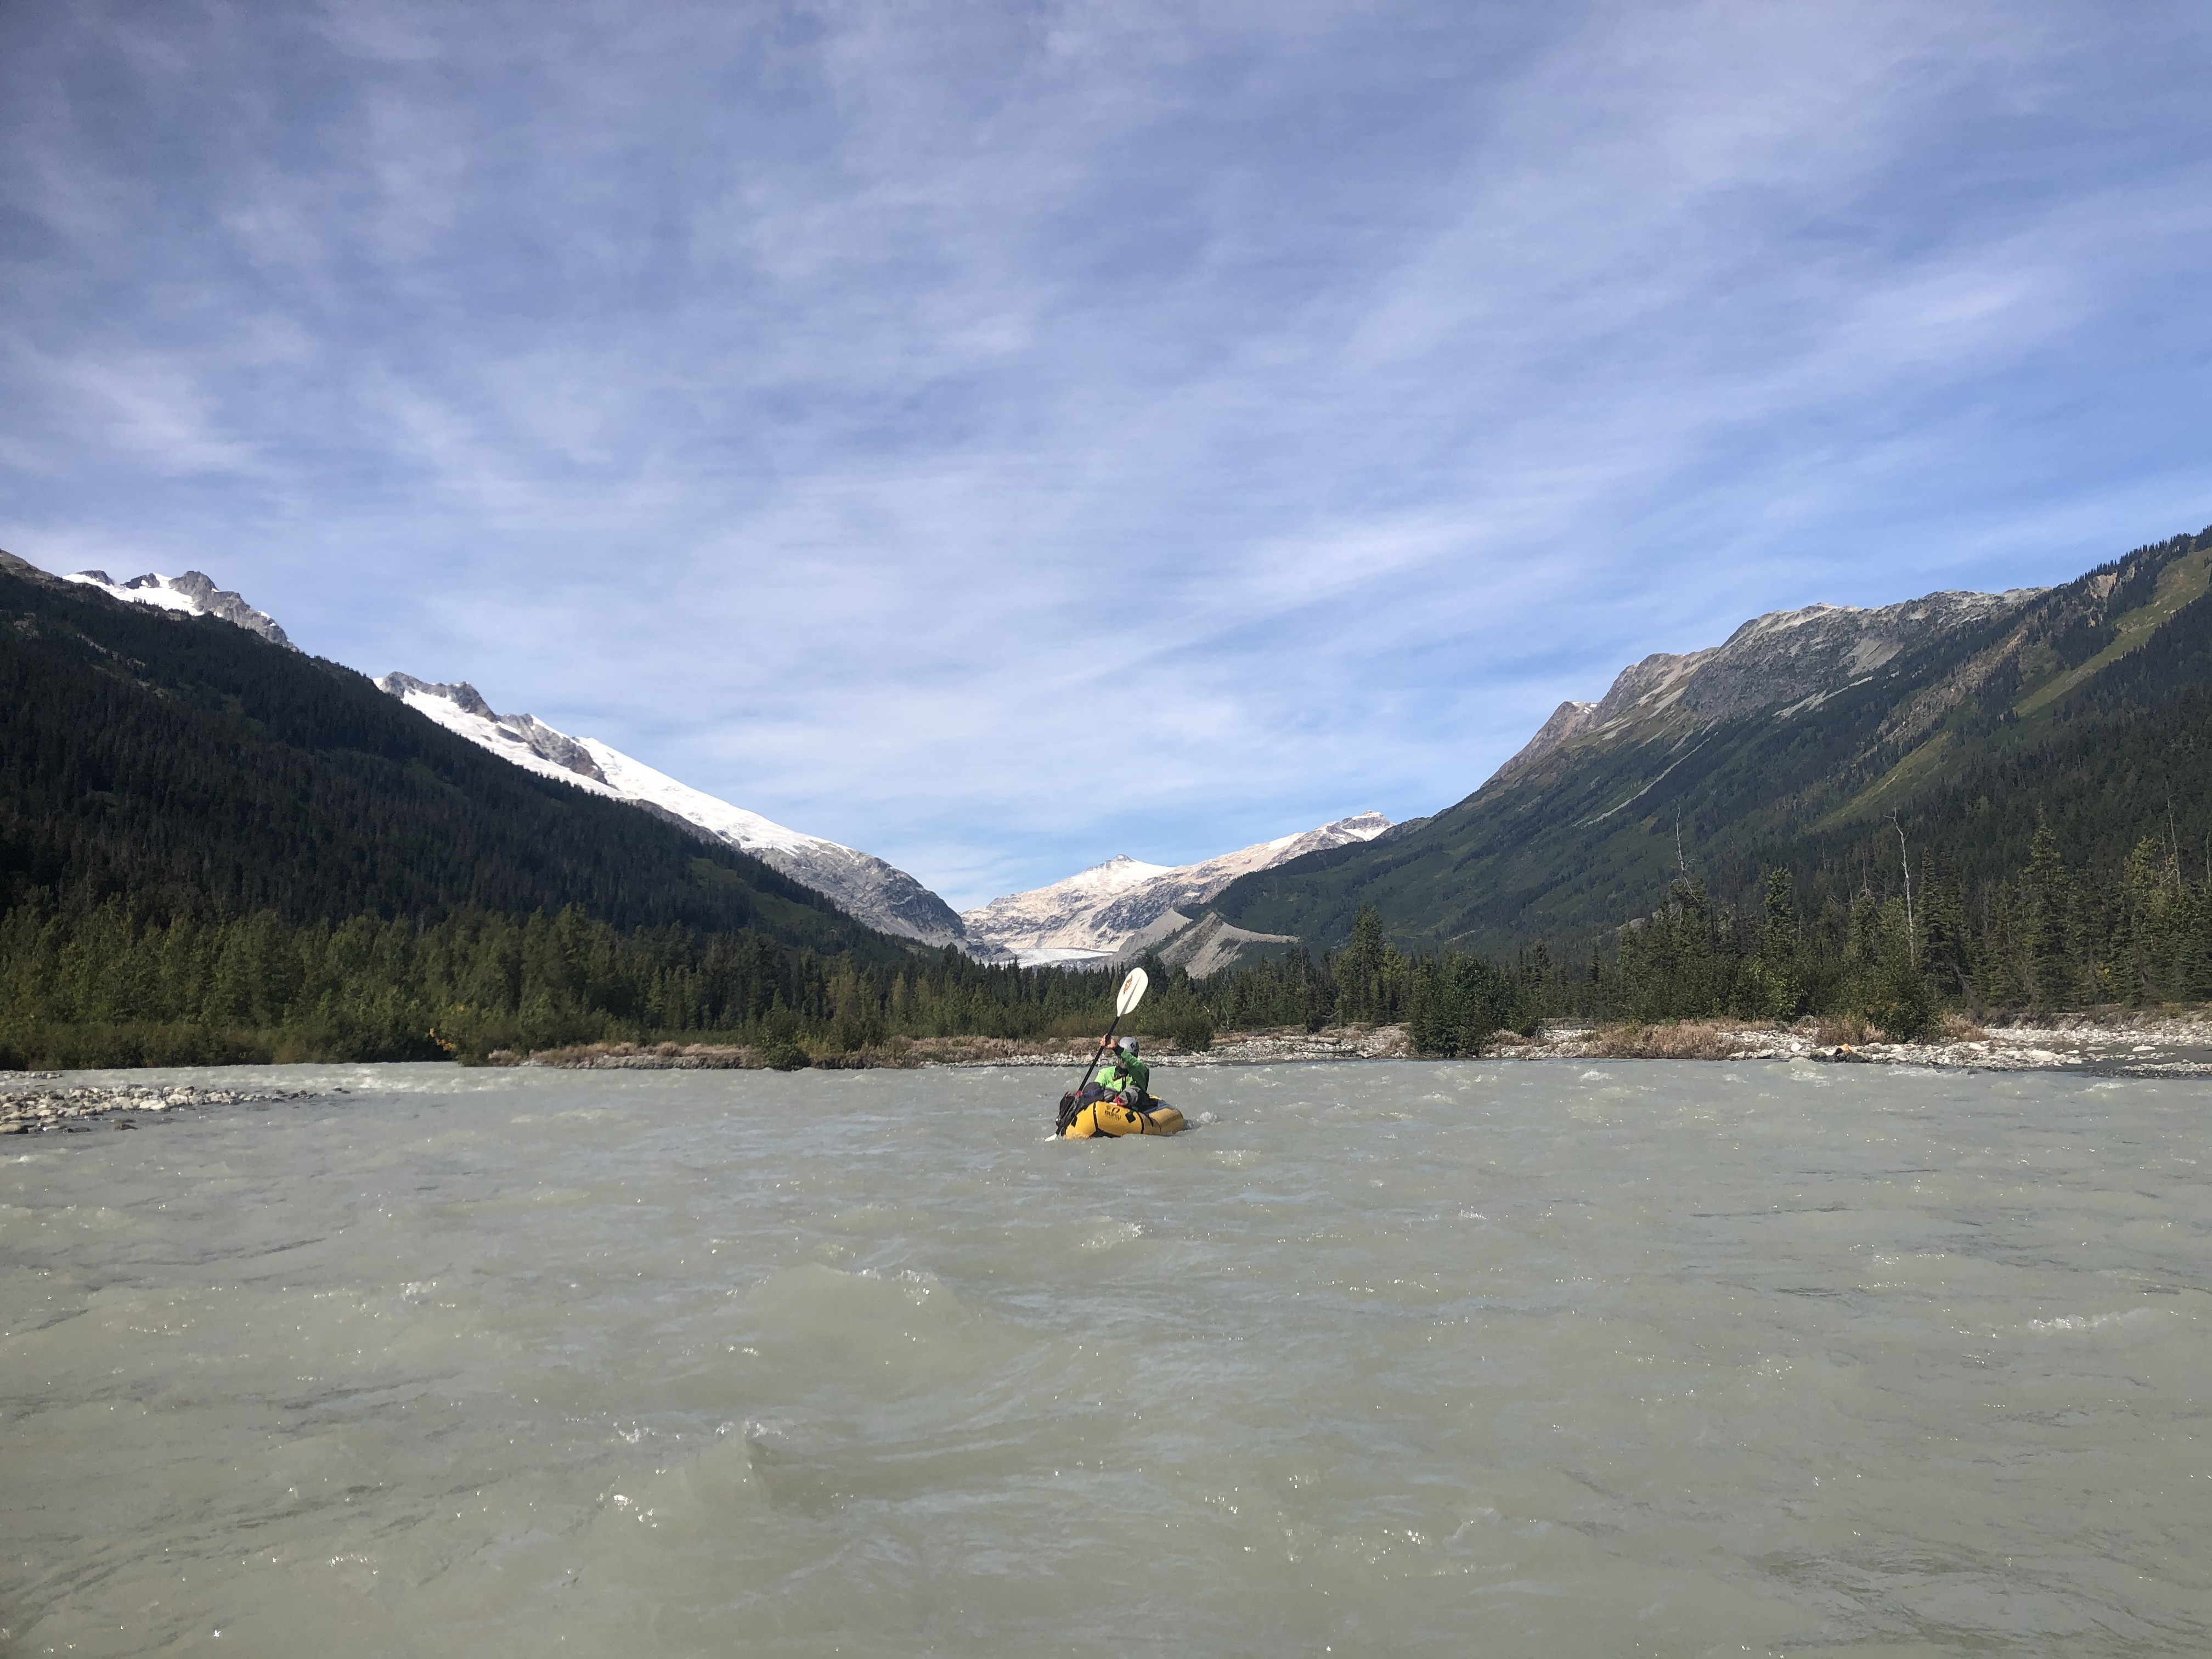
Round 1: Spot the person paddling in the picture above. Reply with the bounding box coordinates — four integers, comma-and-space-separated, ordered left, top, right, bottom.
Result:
1093, 1036, 1154, 1110
1054, 970, 1185, 1137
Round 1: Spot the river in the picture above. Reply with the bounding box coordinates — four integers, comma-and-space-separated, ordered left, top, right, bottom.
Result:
2, 1059, 2206, 1656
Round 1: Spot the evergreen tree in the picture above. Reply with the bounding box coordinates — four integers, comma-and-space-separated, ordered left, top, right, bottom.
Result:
2024, 823, 2075, 1012
1751, 867, 1802, 1020
1334, 906, 1387, 1023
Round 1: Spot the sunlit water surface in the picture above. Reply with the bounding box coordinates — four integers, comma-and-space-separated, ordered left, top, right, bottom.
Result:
2, 1060, 2207, 1657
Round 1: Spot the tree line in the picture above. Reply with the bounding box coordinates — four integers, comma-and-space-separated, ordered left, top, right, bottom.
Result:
1570, 821, 2212, 1040
4, 816, 2204, 1071
1190, 810, 2212, 1055
0, 886, 1217, 1070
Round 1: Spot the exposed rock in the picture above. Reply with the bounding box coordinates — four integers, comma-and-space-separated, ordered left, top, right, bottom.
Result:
1488, 699, 1600, 786
1152, 911, 1300, 979
376, 673, 608, 781
962, 812, 1392, 964
1486, 1012, 2212, 1074
63, 569, 296, 649
0, 1082, 337, 1132
374, 674, 1003, 959
1486, 589, 2044, 785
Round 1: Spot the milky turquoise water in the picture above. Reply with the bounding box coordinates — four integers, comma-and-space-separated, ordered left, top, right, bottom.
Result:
1, 1059, 2207, 1657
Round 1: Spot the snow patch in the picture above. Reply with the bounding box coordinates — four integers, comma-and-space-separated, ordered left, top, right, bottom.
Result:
962, 811, 1392, 958
580, 739, 841, 858
373, 673, 987, 955
64, 569, 294, 648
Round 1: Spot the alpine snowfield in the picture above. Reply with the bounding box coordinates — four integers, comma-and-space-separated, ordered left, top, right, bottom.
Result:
962, 813, 1391, 966
373, 675, 990, 954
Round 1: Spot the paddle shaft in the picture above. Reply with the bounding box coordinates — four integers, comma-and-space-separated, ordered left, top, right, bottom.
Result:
1066, 1018, 1125, 1101
1061, 968, 1148, 1116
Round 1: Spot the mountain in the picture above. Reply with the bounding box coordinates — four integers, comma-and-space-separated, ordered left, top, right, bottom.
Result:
1485, 590, 2039, 786
0, 549, 909, 957
961, 812, 1391, 966
373, 675, 996, 956
46, 560, 988, 955
1208, 523, 2212, 959
62, 569, 295, 649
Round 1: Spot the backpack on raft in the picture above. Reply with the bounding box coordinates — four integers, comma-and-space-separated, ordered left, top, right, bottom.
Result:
1055, 1080, 1119, 1135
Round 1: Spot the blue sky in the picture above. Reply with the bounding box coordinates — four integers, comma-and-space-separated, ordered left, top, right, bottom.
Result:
4, 1, 2210, 909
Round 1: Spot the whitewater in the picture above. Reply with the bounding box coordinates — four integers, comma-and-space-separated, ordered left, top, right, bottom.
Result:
2, 1060, 2205, 1656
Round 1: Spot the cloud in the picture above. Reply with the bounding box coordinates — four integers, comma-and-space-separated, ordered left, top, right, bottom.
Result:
3, 0, 2210, 906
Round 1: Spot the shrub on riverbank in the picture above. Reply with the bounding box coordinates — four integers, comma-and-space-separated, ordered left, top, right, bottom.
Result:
1590, 1021, 1748, 1060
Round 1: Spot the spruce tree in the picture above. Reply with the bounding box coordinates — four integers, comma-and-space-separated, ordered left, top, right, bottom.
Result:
2024, 823, 2074, 1012
1755, 867, 1802, 1021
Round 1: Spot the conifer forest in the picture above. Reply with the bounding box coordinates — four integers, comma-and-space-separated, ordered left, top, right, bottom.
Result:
9, 532, 2212, 1070
2, 817, 2197, 1068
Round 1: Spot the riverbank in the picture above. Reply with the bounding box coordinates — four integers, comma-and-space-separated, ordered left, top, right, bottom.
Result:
1500, 1011, 2212, 1074
0, 1077, 336, 1133
12, 1011, 2207, 1127
507, 1010, 2212, 1076
504, 1025, 1420, 1073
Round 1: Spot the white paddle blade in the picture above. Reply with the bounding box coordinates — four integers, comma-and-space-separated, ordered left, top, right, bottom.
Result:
1115, 967, 1150, 1017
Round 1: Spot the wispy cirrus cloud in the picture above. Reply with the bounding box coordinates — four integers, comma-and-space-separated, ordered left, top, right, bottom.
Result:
3, 0, 2209, 904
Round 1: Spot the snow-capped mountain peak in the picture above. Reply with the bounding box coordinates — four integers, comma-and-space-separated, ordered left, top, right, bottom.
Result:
377, 673, 612, 789
375, 673, 997, 955
1068, 854, 1177, 894
962, 812, 1392, 966
64, 569, 294, 649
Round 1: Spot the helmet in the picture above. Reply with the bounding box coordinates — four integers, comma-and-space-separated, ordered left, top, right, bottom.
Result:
1117, 1037, 1139, 1054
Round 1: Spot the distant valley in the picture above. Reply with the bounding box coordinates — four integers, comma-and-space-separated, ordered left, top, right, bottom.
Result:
20, 520, 2212, 988
35, 558, 1388, 967
961, 815, 1391, 968
1206, 522, 2212, 965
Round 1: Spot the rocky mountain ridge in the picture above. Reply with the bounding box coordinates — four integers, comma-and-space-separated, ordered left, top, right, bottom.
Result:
36, 558, 990, 956
374, 675, 995, 956
962, 812, 1391, 966
1491, 589, 2043, 787
63, 569, 295, 650
1207, 525, 2212, 959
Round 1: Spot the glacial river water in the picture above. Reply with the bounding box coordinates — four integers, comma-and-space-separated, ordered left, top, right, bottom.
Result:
2, 1059, 2207, 1657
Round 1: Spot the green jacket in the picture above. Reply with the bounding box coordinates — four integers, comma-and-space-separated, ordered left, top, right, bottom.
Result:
1094, 1053, 1151, 1096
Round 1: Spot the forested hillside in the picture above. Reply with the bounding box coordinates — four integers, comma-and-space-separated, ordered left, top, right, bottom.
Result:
0, 551, 1238, 1069
0, 552, 887, 951
1210, 524, 2212, 962
13, 517, 2212, 1073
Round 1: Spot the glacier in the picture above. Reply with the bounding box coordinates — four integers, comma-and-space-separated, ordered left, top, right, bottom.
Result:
962, 812, 1392, 967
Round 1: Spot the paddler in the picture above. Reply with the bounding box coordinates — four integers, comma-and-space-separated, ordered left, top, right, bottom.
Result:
1062, 1035, 1184, 1136
1093, 1036, 1154, 1110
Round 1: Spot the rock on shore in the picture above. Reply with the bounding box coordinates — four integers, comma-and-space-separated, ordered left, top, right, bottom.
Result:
511, 1026, 1419, 1071
1, 1081, 332, 1133
1489, 1014, 2212, 1075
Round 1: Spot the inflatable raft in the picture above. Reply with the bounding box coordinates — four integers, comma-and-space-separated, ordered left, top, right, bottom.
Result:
1056, 1086, 1187, 1138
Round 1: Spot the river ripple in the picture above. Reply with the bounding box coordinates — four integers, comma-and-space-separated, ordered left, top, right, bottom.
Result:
1, 1059, 2207, 1656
